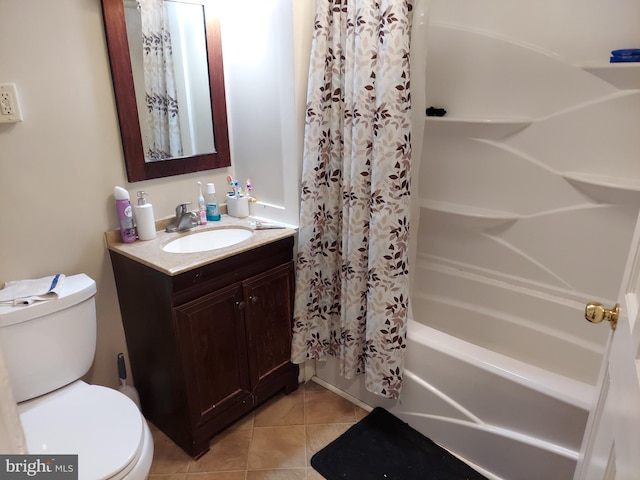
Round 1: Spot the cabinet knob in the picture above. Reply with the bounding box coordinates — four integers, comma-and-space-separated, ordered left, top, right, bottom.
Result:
236, 301, 246, 310
250, 295, 258, 304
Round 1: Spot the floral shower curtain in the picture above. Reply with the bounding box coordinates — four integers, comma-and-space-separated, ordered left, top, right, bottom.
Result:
140, 0, 182, 160
291, 0, 413, 399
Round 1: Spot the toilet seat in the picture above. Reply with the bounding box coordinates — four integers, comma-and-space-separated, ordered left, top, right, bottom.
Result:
18, 381, 148, 480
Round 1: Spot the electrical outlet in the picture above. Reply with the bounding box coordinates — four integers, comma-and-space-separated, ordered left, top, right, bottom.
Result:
0, 83, 23, 123
1, 92, 14, 115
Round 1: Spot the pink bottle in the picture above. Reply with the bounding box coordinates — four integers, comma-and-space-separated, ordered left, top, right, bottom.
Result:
114, 186, 137, 243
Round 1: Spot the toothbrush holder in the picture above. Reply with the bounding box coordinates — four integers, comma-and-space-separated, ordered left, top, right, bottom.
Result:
227, 195, 250, 218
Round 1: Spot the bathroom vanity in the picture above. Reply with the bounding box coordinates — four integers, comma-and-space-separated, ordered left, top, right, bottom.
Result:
106, 218, 299, 458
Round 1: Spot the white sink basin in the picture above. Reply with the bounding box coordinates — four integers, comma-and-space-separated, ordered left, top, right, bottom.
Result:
162, 228, 253, 254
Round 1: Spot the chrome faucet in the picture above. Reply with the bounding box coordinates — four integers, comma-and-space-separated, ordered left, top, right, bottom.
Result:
165, 203, 199, 232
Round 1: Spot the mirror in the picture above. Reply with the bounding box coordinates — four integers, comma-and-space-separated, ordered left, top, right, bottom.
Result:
102, 0, 231, 182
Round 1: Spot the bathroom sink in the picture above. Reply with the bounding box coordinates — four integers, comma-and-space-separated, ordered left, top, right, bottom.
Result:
162, 228, 253, 254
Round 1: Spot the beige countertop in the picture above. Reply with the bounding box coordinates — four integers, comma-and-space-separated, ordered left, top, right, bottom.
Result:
105, 215, 297, 276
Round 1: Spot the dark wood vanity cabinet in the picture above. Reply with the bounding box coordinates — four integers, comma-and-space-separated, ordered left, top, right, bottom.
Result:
173, 283, 252, 431
109, 236, 299, 458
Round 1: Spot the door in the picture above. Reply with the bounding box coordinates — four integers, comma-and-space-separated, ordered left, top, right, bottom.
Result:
243, 261, 298, 400
174, 283, 252, 426
575, 210, 640, 479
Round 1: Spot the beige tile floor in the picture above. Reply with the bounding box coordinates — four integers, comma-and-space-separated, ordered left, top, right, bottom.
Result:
148, 380, 369, 480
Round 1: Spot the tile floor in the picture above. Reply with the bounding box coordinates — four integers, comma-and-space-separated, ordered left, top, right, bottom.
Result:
148, 380, 369, 480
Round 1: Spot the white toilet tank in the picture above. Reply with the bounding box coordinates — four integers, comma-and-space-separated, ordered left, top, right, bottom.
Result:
0, 274, 97, 402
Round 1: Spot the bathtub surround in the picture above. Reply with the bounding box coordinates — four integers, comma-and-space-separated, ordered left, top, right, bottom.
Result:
408, 1, 640, 474
292, 0, 413, 399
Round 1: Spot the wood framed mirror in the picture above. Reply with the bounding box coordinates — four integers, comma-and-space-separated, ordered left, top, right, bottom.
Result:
101, 0, 230, 182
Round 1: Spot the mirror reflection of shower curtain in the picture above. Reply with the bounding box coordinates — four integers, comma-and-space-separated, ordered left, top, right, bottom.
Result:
140, 0, 183, 161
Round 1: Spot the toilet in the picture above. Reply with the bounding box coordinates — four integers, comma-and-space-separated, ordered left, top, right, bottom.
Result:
0, 274, 153, 480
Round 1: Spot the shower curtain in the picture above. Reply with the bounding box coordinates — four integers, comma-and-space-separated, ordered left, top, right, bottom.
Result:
140, 0, 182, 161
291, 0, 413, 399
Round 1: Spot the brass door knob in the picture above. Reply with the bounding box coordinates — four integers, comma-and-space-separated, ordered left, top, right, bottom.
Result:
585, 302, 619, 330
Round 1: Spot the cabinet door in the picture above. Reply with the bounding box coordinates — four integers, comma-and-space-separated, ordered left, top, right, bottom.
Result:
174, 283, 252, 427
243, 262, 295, 391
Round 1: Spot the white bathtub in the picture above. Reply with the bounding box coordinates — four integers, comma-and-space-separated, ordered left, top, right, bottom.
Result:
315, 262, 608, 479
411, 261, 608, 386
388, 320, 591, 480
392, 261, 609, 479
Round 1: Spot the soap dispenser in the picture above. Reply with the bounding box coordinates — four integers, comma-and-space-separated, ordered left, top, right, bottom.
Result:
133, 191, 157, 241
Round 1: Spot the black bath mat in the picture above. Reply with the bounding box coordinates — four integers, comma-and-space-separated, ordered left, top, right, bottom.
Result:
311, 407, 487, 480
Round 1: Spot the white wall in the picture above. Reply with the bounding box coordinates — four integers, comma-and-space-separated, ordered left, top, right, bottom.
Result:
221, 0, 303, 226
0, 0, 313, 390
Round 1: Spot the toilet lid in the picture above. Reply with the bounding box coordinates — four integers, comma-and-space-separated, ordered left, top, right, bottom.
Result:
19, 383, 144, 480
